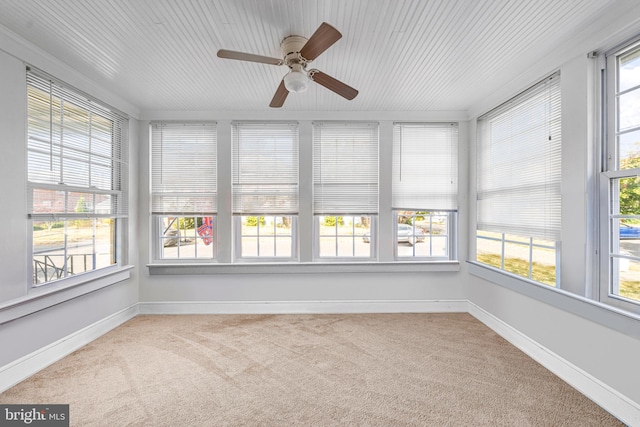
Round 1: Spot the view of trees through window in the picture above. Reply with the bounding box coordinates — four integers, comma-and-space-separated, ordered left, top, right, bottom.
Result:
614, 146, 640, 302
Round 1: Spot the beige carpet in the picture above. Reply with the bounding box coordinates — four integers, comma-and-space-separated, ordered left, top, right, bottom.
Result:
0, 313, 623, 426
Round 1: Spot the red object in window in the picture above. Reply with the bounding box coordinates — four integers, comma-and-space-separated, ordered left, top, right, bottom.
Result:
197, 217, 213, 245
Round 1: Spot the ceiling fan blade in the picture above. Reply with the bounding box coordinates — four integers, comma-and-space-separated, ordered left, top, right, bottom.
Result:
269, 80, 289, 108
217, 49, 283, 66
309, 70, 358, 100
299, 22, 342, 61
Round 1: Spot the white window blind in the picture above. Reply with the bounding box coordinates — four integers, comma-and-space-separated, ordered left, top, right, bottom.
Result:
313, 122, 379, 214
476, 72, 561, 240
232, 122, 299, 214
151, 122, 217, 215
392, 123, 458, 211
27, 68, 128, 220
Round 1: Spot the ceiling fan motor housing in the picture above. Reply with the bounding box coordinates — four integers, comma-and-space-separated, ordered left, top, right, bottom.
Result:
281, 35, 308, 66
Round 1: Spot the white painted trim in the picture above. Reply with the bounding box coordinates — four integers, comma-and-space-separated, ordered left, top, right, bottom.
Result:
0, 304, 138, 393
147, 261, 460, 275
468, 301, 640, 427
138, 299, 468, 315
0, 266, 133, 326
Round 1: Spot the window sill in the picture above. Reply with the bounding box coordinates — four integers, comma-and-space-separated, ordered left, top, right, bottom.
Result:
0, 266, 134, 325
467, 261, 640, 338
147, 261, 460, 275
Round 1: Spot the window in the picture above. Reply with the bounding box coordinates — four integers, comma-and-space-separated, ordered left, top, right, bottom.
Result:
232, 122, 298, 260
313, 122, 378, 259
476, 72, 561, 286
601, 40, 640, 310
393, 123, 458, 259
27, 67, 128, 285
151, 122, 217, 261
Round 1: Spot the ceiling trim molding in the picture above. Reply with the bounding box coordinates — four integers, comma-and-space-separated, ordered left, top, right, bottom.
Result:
139, 109, 469, 122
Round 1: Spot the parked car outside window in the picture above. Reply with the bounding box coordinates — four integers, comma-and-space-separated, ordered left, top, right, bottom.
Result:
620, 223, 640, 239
363, 223, 425, 245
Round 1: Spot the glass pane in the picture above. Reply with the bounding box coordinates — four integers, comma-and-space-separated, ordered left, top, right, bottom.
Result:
617, 258, 640, 302
503, 241, 530, 278
242, 216, 260, 235
195, 238, 214, 258
319, 236, 336, 257
240, 237, 258, 257
337, 237, 355, 257
319, 216, 338, 235
274, 237, 292, 258
618, 88, 640, 131
95, 218, 115, 269
531, 246, 556, 287
619, 48, 640, 92
353, 236, 370, 257
618, 177, 640, 217
158, 216, 206, 259
66, 219, 95, 276
431, 236, 448, 257
33, 220, 65, 285
32, 188, 64, 214
160, 217, 179, 258
258, 237, 276, 257
477, 230, 502, 239
70, 192, 94, 214
476, 234, 502, 268
617, 130, 640, 170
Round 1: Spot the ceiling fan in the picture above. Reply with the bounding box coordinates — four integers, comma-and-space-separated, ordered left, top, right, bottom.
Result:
217, 22, 358, 108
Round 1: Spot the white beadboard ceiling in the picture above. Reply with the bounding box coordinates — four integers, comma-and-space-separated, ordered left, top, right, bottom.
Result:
0, 0, 617, 113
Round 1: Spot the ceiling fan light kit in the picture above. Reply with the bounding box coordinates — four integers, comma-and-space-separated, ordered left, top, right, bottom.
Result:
283, 63, 309, 93
217, 22, 358, 107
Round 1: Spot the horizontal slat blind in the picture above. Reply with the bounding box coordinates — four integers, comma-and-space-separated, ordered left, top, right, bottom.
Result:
27, 68, 129, 219
477, 72, 561, 240
392, 123, 458, 211
313, 122, 379, 214
151, 122, 217, 215
232, 122, 299, 214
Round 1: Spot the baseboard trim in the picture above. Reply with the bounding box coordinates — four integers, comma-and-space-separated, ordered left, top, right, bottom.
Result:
467, 301, 640, 427
0, 304, 139, 393
138, 299, 468, 315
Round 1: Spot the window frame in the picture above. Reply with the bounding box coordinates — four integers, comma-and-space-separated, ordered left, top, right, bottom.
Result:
599, 39, 640, 313
231, 121, 299, 262
27, 67, 129, 287
313, 215, 377, 260
233, 215, 298, 261
312, 121, 379, 261
153, 215, 217, 261
150, 121, 218, 263
474, 72, 562, 287
394, 211, 457, 261
391, 122, 458, 261
147, 119, 461, 273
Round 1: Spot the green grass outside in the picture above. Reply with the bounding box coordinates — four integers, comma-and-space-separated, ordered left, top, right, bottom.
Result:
477, 253, 640, 302
477, 253, 556, 286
